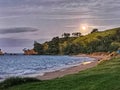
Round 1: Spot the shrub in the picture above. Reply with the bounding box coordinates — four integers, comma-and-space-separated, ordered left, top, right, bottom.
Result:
0, 77, 40, 89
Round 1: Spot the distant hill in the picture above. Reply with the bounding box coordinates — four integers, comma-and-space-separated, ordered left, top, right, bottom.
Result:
34, 28, 120, 55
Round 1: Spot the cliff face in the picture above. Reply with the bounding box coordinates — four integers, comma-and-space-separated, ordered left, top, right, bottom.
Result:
23, 49, 38, 55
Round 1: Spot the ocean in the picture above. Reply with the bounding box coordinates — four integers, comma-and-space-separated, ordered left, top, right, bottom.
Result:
0, 55, 95, 80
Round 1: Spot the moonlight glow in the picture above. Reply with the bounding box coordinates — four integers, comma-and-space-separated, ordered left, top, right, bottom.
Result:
79, 24, 89, 35
82, 26, 87, 30
81, 24, 88, 29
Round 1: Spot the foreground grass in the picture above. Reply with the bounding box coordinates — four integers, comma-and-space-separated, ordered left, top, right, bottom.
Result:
2, 57, 120, 90
0, 77, 40, 90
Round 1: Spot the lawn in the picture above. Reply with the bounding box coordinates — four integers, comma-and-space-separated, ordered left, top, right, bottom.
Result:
2, 57, 120, 90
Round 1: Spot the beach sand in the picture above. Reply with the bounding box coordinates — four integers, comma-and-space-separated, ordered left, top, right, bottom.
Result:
36, 55, 102, 80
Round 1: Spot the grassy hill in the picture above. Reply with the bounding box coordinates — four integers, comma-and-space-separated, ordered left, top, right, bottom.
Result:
73, 28, 118, 45
34, 27, 120, 55
1, 57, 120, 90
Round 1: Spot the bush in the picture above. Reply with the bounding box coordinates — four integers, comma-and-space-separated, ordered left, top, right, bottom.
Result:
0, 77, 40, 89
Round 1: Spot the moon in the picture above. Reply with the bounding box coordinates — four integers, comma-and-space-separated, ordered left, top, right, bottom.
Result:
80, 24, 89, 35
82, 26, 87, 30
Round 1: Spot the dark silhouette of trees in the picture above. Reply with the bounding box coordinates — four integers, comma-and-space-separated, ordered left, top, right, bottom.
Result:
34, 41, 44, 54
62, 33, 70, 38
91, 28, 98, 33
47, 37, 60, 54
72, 32, 81, 37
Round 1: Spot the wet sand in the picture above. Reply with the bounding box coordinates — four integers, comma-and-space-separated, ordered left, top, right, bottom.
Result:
36, 55, 102, 80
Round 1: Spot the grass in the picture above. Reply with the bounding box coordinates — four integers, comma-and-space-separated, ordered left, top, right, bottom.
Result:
73, 28, 118, 45
0, 77, 40, 90
1, 57, 120, 90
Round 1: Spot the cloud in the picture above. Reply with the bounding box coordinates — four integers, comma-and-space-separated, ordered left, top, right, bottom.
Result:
0, 27, 38, 34
0, 38, 33, 47
0, 38, 49, 48
0, 0, 120, 20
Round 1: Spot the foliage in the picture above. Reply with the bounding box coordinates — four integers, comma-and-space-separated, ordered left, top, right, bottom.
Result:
91, 28, 98, 33
34, 28, 120, 55
72, 32, 81, 37
0, 77, 40, 89
62, 33, 70, 38
34, 41, 44, 54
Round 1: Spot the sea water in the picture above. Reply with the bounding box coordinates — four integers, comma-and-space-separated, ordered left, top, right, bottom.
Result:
0, 55, 95, 80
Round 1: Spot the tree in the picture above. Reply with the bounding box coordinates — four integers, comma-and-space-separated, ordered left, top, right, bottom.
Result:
52, 36, 59, 43
46, 37, 60, 55
116, 29, 120, 42
62, 33, 70, 38
72, 32, 81, 37
91, 28, 98, 33
34, 41, 44, 54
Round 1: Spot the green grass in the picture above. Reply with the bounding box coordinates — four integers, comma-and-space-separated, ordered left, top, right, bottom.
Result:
0, 77, 40, 90
2, 57, 120, 90
73, 28, 118, 45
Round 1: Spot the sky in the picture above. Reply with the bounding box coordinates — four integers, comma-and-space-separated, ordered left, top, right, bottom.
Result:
0, 0, 120, 53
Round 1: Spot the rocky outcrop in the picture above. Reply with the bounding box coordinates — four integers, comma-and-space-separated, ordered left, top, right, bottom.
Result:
0, 49, 4, 55
23, 49, 38, 55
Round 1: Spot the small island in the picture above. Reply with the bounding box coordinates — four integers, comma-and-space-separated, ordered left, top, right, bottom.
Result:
0, 49, 4, 55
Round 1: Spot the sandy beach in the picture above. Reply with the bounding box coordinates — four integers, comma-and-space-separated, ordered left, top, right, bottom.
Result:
36, 55, 103, 80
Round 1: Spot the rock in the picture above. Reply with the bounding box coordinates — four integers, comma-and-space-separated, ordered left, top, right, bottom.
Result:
23, 49, 38, 55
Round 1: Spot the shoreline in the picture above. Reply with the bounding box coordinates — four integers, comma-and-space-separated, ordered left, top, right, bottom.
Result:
36, 55, 102, 80
0, 54, 108, 81
0, 55, 98, 81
